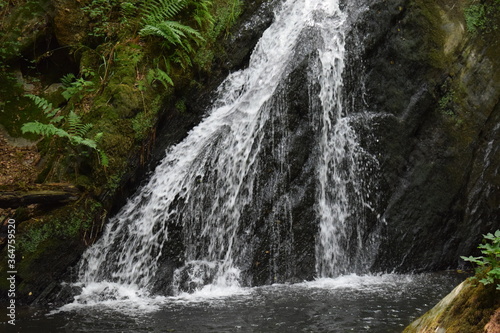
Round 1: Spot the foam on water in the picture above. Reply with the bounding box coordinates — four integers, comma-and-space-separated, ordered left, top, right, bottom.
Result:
302, 274, 414, 291
52, 282, 166, 315
54, 273, 420, 316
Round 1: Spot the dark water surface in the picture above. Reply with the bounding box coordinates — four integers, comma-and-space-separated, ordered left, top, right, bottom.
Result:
5, 273, 464, 333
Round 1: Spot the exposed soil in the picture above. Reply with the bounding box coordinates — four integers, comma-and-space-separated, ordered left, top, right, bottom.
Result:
0, 126, 40, 186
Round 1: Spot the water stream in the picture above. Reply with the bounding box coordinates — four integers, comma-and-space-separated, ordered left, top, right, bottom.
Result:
15, 0, 466, 329
77, 0, 373, 298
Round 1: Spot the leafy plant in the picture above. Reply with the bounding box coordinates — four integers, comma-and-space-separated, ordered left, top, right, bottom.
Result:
438, 89, 456, 117
461, 230, 500, 290
145, 54, 173, 88
189, 0, 214, 30
465, 4, 487, 33
21, 94, 108, 166
25, 94, 64, 123
19, 201, 101, 254
61, 73, 95, 101
132, 111, 156, 140
139, 0, 204, 48
464, 0, 500, 33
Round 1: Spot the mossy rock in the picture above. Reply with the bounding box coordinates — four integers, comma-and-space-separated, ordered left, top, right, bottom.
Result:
404, 279, 500, 333
52, 0, 91, 46
109, 84, 142, 119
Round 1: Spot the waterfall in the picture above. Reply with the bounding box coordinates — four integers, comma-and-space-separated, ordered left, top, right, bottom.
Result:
313, 5, 378, 276
75, 0, 378, 300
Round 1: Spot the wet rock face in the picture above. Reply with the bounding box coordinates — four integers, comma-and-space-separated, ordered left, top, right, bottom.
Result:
246, 57, 320, 285
347, 0, 500, 272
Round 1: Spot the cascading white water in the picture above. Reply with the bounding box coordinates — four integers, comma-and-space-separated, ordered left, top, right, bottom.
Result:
313, 7, 377, 277
75, 0, 377, 302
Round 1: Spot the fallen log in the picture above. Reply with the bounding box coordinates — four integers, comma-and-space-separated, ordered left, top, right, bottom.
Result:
0, 183, 80, 208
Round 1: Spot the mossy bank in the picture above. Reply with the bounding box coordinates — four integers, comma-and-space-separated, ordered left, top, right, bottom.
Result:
0, 0, 274, 304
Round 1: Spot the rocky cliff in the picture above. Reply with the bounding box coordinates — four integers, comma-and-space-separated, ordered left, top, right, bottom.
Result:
351, 0, 500, 273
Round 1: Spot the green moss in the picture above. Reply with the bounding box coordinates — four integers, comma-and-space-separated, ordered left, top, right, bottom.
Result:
98, 130, 134, 166
411, 1, 457, 69
464, 0, 500, 34
132, 111, 156, 141
404, 280, 500, 333
0, 198, 106, 298
16, 200, 101, 255
110, 83, 141, 118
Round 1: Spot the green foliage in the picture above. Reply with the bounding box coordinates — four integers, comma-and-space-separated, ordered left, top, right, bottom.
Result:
210, 0, 241, 38
139, 0, 205, 50
21, 95, 108, 166
25, 94, 62, 121
438, 90, 456, 117
148, 67, 174, 88
189, 0, 214, 29
140, 20, 203, 49
465, 4, 487, 33
175, 98, 186, 113
82, 0, 141, 38
18, 201, 102, 254
192, 0, 242, 71
18, 227, 47, 254
464, 0, 500, 34
83, 0, 118, 38
461, 230, 500, 290
132, 111, 156, 140
61, 74, 95, 101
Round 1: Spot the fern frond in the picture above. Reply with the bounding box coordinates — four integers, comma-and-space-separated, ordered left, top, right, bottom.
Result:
50, 116, 64, 124
94, 132, 104, 142
78, 123, 94, 138
61, 73, 76, 88
140, 23, 183, 46
98, 149, 109, 167
155, 68, 174, 88
190, 0, 214, 28
71, 137, 98, 149
142, 0, 187, 24
166, 20, 203, 42
25, 94, 60, 118
21, 122, 70, 138
172, 50, 192, 69
67, 111, 82, 136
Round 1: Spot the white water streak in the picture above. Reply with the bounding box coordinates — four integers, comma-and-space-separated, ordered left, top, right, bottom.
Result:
314, 3, 375, 277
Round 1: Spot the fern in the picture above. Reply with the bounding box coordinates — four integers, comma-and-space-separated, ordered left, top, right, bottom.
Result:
189, 0, 213, 29
142, 0, 187, 24
67, 111, 94, 137
172, 49, 193, 69
139, 0, 204, 51
25, 94, 60, 118
147, 67, 174, 88
22, 95, 108, 167
61, 73, 76, 88
62, 78, 95, 101
21, 122, 70, 138
98, 149, 109, 166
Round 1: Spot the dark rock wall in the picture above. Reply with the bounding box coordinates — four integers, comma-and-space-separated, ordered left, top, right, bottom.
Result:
347, 0, 500, 272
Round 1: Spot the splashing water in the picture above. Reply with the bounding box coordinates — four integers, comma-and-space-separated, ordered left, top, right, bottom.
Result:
313, 7, 377, 276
